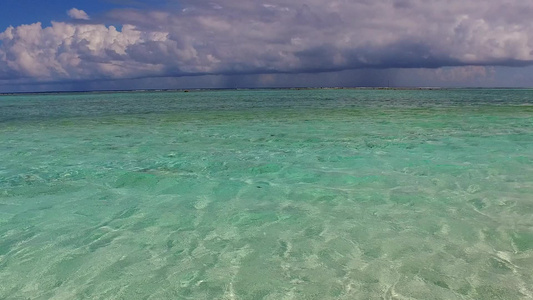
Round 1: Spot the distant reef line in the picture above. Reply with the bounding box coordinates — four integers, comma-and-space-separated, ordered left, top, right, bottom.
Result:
1, 86, 531, 96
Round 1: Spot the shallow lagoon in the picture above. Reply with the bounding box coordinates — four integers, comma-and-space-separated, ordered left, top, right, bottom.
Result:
1, 89, 532, 299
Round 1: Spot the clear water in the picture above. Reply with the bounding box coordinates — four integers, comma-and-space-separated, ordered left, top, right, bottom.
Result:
1, 89, 532, 299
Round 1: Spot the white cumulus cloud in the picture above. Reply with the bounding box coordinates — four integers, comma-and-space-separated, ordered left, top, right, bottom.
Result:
0, 22, 167, 80
67, 8, 90, 20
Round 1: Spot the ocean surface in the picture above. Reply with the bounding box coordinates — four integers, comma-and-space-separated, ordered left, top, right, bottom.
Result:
1, 89, 532, 299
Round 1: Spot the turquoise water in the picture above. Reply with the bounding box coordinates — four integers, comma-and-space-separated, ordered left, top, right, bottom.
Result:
1, 89, 532, 299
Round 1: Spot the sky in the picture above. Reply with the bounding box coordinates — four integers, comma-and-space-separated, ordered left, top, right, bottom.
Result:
1, 0, 533, 92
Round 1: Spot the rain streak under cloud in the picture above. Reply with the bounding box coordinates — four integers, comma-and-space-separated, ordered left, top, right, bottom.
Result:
1, 0, 533, 91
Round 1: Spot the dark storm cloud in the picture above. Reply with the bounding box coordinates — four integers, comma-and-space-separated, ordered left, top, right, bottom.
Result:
1, 0, 532, 84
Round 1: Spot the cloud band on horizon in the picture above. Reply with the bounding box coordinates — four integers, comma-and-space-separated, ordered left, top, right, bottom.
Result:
1, 0, 532, 86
